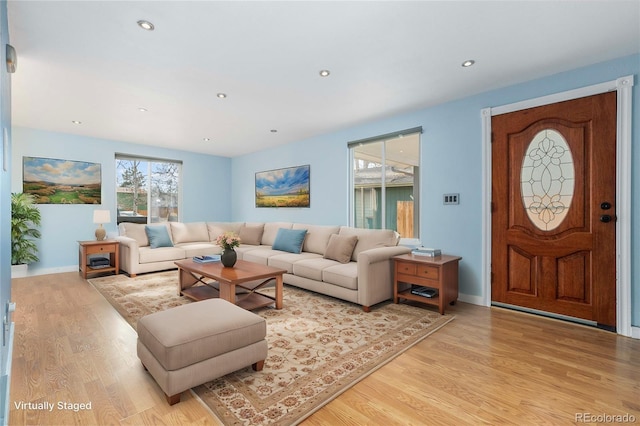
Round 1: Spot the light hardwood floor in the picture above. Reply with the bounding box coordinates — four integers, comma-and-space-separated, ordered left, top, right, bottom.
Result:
10, 272, 640, 425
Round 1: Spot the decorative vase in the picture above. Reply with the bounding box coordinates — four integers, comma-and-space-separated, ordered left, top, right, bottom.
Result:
11, 264, 28, 278
221, 248, 237, 267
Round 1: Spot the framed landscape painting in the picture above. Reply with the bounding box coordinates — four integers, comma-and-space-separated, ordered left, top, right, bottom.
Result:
255, 164, 310, 208
23, 156, 102, 204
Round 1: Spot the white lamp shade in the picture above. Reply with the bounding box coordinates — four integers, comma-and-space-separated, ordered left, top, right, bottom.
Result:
93, 210, 111, 224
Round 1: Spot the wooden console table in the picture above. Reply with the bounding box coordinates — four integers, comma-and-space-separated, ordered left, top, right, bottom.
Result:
78, 240, 120, 279
393, 253, 461, 314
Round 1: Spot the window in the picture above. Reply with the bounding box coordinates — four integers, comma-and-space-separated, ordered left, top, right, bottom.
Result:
115, 154, 182, 224
349, 128, 421, 238
521, 129, 574, 231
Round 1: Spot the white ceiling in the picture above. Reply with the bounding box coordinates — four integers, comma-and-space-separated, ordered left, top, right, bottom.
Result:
7, 1, 640, 158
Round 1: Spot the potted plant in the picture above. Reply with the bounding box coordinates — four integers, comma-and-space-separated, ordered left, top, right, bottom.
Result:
11, 192, 42, 277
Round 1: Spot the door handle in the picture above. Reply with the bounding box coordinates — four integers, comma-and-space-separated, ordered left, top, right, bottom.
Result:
600, 215, 614, 223
600, 202, 612, 210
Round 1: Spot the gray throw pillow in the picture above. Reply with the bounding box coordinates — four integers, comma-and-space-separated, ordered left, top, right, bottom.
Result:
323, 234, 358, 263
239, 224, 264, 245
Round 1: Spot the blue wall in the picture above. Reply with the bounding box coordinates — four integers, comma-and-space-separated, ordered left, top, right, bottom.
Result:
231, 54, 640, 326
10, 127, 232, 275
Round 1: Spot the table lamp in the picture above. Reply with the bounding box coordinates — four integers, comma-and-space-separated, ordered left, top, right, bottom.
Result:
93, 210, 111, 241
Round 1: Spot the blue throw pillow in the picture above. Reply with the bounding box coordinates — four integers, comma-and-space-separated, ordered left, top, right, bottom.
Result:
272, 228, 307, 254
145, 225, 173, 249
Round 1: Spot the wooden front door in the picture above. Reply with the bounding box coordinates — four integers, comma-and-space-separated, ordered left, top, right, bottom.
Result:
491, 92, 617, 328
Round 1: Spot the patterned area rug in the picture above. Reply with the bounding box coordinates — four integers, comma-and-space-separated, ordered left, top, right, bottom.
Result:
89, 271, 454, 425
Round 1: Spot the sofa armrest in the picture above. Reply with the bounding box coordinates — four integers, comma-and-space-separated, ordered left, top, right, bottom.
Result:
115, 235, 139, 249
357, 246, 411, 265
356, 246, 412, 308
115, 236, 140, 275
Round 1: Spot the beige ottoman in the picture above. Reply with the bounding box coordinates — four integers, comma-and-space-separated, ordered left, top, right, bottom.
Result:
137, 298, 268, 405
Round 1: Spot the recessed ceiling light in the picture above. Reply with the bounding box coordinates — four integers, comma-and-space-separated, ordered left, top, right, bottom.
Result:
137, 20, 155, 31
217, 93, 227, 99
461, 59, 475, 68
138, 107, 147, 112
319, 69, 330, 77
72, 120, 82, 125
203, 138, 211, 142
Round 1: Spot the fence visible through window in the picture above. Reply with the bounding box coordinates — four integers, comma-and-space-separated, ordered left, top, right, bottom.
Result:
348, 128, 421, 239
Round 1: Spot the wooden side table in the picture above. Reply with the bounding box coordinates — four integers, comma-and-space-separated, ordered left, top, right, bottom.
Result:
393, 253, 461, 314
78, 240, 120, 279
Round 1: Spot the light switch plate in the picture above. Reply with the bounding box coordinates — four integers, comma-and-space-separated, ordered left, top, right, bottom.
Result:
443, 193, 460, 205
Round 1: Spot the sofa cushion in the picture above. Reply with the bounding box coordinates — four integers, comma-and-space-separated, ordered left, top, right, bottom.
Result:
267, 252, 322, 274
292, 224, 340, 255
323, 234, 358, 263
262, 222, 293, 246
119, 222, 150, 247
175, 243, 221, 258
235, 245, 265, 259
239, 223, 264, 245
139, 246, 186, 264
170, 222, 209, 244
207, 222, 244, 242
338, 227, 398, 261
322, 262, 358, 290
242, 248, 281, 265
272, 228, 307, 254
145, 225, 174, 248
293, 258, 340, 281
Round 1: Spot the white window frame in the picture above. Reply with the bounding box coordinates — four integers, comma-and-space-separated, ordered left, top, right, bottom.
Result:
348, 127, 422, 237
115, 153, 183, 224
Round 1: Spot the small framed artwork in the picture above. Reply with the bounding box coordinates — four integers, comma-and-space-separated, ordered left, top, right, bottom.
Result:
255, 164, 310, 208
23, 156, 102, 204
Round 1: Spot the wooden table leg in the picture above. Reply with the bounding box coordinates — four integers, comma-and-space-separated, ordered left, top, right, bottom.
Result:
178, 267, 199, 294
219, 282, 235, 305
79, 246, 87, 279
275, 275, 283, 309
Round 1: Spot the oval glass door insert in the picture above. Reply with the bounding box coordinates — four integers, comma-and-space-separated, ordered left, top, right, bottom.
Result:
520, 129, 574, 231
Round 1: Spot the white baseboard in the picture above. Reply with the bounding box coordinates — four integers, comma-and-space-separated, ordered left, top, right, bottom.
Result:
19, 265, 78, 277
632, 326, 640, 339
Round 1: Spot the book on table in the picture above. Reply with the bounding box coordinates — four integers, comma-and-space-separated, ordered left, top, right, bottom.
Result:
193, 255, 221, 263
412, 247, 441, 257
89, 257, 110, 268
410, 285, 438, 298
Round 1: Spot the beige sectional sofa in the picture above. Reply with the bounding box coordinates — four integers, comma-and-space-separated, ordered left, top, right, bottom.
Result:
116, 221, 411, 311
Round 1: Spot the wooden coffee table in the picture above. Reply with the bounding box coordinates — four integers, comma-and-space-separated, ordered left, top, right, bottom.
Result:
175, 259, 286, 310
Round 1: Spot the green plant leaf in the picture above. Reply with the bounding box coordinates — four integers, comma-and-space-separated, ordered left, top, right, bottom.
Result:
11, 192, 42, 265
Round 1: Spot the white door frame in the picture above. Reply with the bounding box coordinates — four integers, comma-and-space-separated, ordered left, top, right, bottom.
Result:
481, 75, 634, 337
